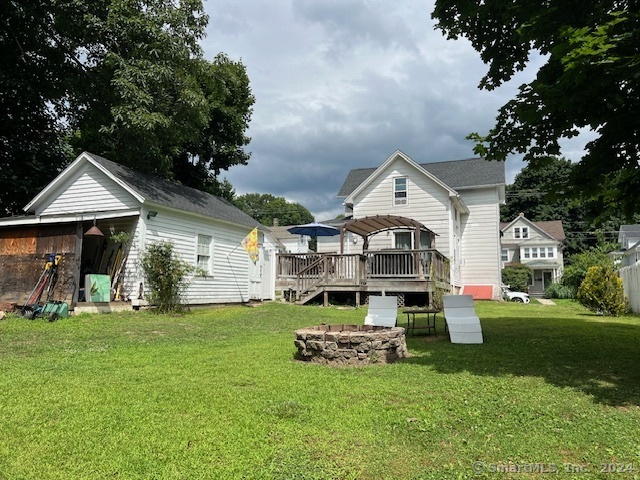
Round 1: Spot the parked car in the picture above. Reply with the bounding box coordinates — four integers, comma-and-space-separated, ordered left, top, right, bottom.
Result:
501, 286, 531, 303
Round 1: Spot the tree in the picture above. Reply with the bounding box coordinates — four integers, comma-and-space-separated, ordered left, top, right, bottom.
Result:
432, 1, 640, 221
234, 193, 314, 227
1, 1, 253, 216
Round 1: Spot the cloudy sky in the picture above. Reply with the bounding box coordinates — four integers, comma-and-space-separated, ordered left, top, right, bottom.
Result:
200, 0, 588, 221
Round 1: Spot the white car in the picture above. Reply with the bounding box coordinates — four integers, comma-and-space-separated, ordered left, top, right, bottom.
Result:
501, 286, 531, 303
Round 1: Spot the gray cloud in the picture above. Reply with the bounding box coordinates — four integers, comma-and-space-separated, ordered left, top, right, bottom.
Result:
202, 1, 585, 221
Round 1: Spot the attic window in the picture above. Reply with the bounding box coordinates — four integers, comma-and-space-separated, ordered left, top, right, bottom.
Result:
394, 177, 407, 206
514, 227, 529, 239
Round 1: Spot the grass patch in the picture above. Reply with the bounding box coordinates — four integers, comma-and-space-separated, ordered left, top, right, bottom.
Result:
1, 301, 639, 479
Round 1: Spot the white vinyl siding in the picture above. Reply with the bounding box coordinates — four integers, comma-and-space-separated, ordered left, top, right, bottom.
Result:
351, 158, 451, 257
39, 164, 139, 216
458, 188, 502, 289
138, 209, 253, 304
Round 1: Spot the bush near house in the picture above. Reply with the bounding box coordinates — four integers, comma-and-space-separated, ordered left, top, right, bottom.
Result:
501, 263, 532, 292
140, 241, 194, 313
543, 282, 576, 299
577, 265, 628, 316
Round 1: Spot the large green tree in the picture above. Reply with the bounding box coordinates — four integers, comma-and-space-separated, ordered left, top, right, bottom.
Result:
432, 1, 640, 221
234, 194, 314, 227
1, 0, 253, 216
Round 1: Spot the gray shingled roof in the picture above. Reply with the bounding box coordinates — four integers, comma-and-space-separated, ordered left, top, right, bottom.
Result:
86, 152, 261, 229
338, 157, 505, 198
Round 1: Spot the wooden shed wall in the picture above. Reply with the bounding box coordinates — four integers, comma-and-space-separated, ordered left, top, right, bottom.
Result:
0, 224, 80, 305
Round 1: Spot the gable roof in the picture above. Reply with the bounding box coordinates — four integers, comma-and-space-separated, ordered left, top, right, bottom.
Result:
618, 224, 640, 243
338, 154, 505, 198
85, 153, 261, 229
22, 152, 260, 230
500, 217, 565, 242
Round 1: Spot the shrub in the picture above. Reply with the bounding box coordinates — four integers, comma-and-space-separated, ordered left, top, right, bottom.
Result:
543, 282, 576, 299
502, 263, 532, 292
140, 241, 194, 313
576, 265, 628, 316
562, 244, 616, 291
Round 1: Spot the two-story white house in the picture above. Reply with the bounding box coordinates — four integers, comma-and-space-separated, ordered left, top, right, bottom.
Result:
316, 150, 506, 300
500, 213, 565, 295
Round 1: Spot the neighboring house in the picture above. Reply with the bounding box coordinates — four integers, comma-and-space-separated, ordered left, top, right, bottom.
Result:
267, 226, 310, 253
500, 214, 565, 295
0, 152, 274, 308
617, 225, 640, 313
319, 150, 506, 300
617, 225, 640, 267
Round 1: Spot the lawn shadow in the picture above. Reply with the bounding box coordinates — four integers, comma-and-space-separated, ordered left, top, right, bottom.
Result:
403, 314, 640, 407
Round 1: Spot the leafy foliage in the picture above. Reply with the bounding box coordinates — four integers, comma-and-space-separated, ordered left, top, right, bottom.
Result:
140, 241, 193, 313
1, 1, 253, 216
561, 243, 617, 292
543, 282, 576, 300
234, 193, 314, 226
577, 265, 628, 316
501, 263, 532, 292
432, 1, 640, 222
501, 156, 638, 259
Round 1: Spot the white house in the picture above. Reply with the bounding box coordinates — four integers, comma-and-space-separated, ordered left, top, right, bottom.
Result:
267, 225, 310, 253
0, 152, 275, 308
318, 150, 506, 300
617, 225, 640, 267
500, 214, 565, 295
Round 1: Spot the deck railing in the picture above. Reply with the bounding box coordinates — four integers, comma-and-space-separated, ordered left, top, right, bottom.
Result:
276, 249, 450, 292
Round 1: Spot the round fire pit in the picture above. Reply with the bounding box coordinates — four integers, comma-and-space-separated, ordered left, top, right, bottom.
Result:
294, 324, 408, 365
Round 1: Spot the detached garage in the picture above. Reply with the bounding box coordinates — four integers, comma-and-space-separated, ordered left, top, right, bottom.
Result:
0, 152, 275, 311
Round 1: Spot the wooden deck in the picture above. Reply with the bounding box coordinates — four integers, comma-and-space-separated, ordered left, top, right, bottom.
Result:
276, 250, 451, 306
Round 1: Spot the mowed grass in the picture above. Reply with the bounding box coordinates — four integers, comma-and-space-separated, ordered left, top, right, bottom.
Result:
1, 300, 639, 479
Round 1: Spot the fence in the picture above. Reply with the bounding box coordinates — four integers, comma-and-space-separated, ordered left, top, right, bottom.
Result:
619, 261, 640, 313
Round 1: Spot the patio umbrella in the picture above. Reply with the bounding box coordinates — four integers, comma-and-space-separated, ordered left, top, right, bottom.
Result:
287, 222, 340, 237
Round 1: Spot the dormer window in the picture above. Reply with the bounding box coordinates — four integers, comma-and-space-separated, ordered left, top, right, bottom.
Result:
514, 227, 529, 239
394, 177, 407, 206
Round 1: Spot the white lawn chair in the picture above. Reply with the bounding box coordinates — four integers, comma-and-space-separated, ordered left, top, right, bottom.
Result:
442, 294, 483, 344
364, 296, 398, 327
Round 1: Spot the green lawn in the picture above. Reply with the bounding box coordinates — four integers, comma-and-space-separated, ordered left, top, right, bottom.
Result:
1, 300, 639, 479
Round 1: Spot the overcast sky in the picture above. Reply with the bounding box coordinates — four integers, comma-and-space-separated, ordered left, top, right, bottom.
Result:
201, 0, 590, 221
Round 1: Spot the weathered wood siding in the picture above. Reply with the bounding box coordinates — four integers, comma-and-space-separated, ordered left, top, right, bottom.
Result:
38, 163, 139, 216
0, 224, 80, 304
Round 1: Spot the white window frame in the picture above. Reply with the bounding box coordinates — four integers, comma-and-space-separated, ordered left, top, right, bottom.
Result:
196, 234, 213, 275
514, 227, 529, 239
522, 247, 530, 259
394, 177, 408, 206
501, 248, 509, 262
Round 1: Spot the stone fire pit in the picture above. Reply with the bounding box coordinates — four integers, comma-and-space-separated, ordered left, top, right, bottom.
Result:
294, 324, 408, 365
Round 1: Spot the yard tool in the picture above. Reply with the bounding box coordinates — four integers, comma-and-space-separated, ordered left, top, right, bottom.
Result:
21, 254, 61, 319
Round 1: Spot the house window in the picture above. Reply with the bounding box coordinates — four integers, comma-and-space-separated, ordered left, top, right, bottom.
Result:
501, 249, 509, 262
539, 248, 546, 258
523, 247, 530, 259
197, 234, 212, 274
514, 227, 529, 239
548, 247, 555, 258
394, 232, 412, 250
394, 177, 407, 205
531, 248, 538, 258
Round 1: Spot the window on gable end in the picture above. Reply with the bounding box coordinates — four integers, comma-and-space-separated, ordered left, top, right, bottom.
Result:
394, 177, 407, 206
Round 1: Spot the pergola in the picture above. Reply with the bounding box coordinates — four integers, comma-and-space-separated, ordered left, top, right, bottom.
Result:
339, 215, 437, 253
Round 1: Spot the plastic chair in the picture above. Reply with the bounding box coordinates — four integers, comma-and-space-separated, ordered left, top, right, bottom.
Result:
364, 296, 398, 327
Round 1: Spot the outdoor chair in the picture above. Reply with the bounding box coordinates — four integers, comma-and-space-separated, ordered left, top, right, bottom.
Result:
442, 294, 483, 344
364, 296, 398, 327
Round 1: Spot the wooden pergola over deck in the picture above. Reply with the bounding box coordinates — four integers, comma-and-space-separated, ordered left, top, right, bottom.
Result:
276, 215, 450, 306
339, 215, 436, 253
